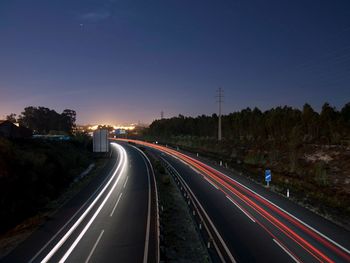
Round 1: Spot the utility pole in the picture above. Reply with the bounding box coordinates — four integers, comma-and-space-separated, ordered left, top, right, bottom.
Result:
216, 87, 224, 141
161, 110, 164, 119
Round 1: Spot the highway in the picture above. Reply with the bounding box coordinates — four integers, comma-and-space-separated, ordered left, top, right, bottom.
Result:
2, 142, 159, 263
120, 139, 350, 263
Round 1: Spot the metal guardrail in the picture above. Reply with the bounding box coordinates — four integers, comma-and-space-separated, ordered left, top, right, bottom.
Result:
147, 154, 161, 263
160, 157, 236, 263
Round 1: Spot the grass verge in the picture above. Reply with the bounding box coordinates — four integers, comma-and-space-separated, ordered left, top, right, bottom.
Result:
146, 151, 210, 262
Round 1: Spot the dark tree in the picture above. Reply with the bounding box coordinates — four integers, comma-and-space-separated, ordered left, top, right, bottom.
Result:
6, 113, 17, 123
301, 104, 319, 142
341, 103, 350, 124
18, 107, 77, 134
145, 102, 350, 146
61, 109, 77, 133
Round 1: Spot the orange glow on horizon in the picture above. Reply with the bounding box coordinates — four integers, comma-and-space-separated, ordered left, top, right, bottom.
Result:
87, 124, 135, 131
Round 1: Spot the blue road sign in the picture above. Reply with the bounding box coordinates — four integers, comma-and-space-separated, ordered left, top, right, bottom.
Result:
265, 169, 271, 182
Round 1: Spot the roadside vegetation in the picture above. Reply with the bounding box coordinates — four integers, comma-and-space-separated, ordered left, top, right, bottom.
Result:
146, 151, 210, 262
140, 102, 350, 228
6, 106, 76, 135
0, 106, 98, 237
0, 136, 94, 234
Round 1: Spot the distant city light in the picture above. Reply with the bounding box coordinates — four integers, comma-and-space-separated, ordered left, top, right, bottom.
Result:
86, 124, 136, 131
112, 125, 135, 130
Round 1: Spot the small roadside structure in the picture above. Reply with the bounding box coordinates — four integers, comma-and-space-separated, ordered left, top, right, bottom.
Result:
0, 120, 32, 139
93, 129, 109, 152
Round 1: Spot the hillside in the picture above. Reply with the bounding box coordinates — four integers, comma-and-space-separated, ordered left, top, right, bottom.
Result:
0, 137, 92, 234
140, 102, 350, 228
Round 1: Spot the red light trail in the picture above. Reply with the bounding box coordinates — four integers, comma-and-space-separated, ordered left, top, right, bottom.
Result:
114, 139, 350, 263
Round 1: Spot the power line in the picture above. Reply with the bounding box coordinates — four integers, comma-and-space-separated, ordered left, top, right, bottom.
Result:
216, 87, 224, 141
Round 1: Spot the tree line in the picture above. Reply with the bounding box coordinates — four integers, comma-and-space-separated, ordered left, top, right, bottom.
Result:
147, 102, 350, 145
7, 106, 76, 135
145, 102, 350, 222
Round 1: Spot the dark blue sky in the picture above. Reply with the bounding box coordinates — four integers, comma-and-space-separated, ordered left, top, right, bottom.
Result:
1, 0, 350, 124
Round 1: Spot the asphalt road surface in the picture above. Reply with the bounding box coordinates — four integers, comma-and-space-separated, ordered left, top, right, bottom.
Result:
122, 139, 350, 263
2, 142, 158, 263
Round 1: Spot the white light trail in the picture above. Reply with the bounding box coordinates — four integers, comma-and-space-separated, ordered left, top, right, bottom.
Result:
41, 143, 127, 263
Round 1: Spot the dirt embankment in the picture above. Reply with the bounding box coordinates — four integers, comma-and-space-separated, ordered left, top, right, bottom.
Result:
151, 137, 350, 230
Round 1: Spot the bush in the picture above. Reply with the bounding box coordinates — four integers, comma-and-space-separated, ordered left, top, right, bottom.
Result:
313, 162, 329, 186
0, 138, 92, 233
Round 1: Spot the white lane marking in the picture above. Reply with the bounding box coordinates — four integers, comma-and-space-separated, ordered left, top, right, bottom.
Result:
203, 176, 219, 190
58, 146, 127, 262
273, 239, 300, 263
163, 149, 350, 260
164, 148, 350, 257
132, 145, 160, 262
188, 164, 202, 175
128, 142, 350, 259
134, 149, 151, 263
123, 176, 129, 188
226, 195, 256, 223
201, 162, 350, 255
85, 230, 105, 263
40, 143, 125, 263
160, 156, 236, 263
110, 193, 123, 217
29, 145, 120, 263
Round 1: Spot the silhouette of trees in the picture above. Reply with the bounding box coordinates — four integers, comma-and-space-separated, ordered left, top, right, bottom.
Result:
17, 107, 76, 134
144, 102, 350, 220
341, 103, 350, 125
61, 109, 77, 133
5, 113, 17, 123
147, 102, 350, 145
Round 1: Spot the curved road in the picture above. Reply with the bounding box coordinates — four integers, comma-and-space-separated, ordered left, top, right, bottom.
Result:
122, 139, 350, 263
2, 142, 158, 263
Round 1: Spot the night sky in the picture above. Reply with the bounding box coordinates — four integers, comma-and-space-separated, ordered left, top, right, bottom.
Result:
1, 0, 350, 124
